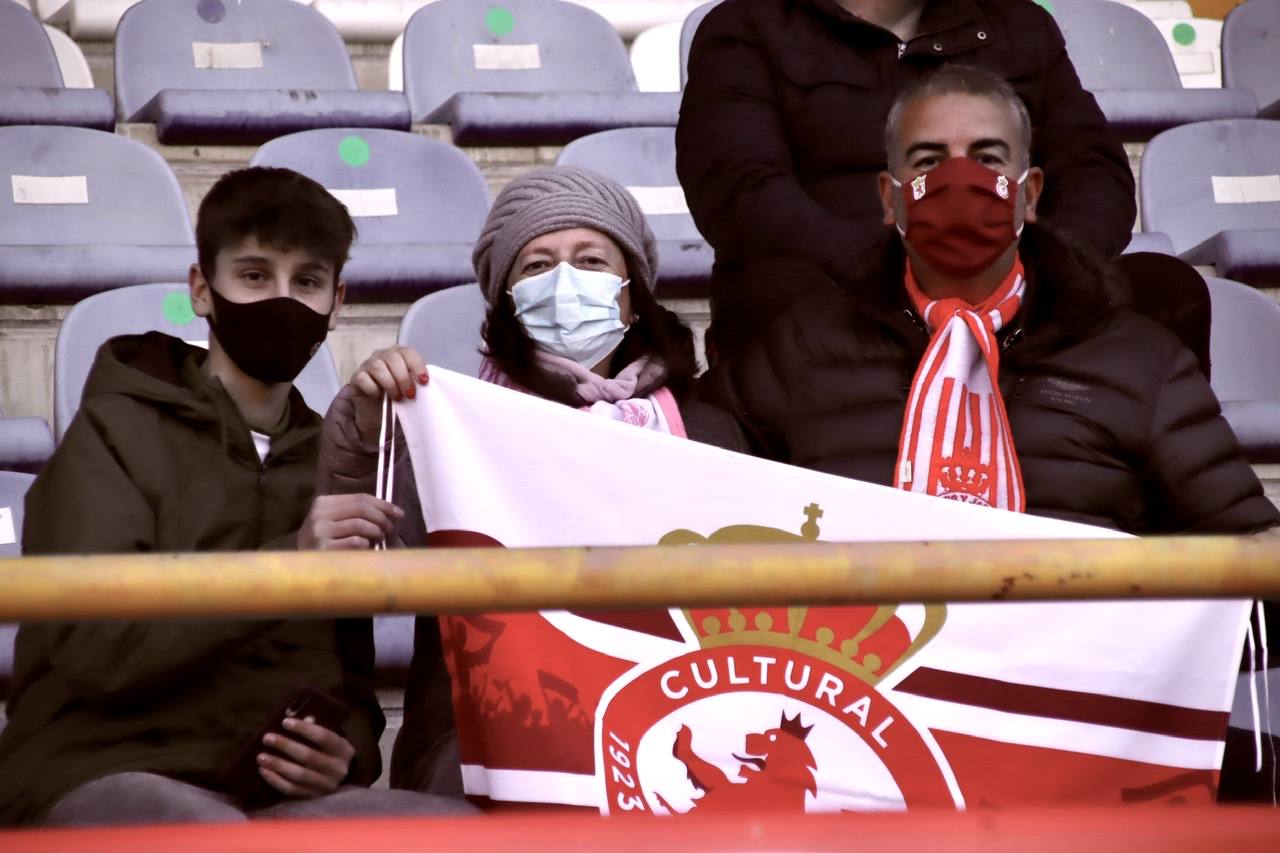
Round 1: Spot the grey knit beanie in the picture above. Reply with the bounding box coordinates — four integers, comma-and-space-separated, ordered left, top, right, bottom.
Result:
472, 166, 659, 305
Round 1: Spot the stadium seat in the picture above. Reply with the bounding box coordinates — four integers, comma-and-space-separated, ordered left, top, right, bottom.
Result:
1051, 0, 1256, 140
1141, 120, 1280, 285
0, 471, 33, 710
0, 413, 54, 475
42, 25, 94, 89
630, 21, 682, 93
0, 1, 113, 130
251, 129, 492, 300
403, 0, 680, 145
114, 0, 410, 144
679, 0, 717, 88
373, 614, 416, 688
397, 284, 487, 377
389, 32, 405, 92
1111, 0, 1194, 19
1205, 276, 1280, 462
556, 127, 713, 295
0, 471, 33, 560
0, 125, 195, 305
1223, 0, 1280, 119
54, 283, 342, 439
1123, 232, 1176, 255
312, 0, 705, 41
1153, 18, 1223, 88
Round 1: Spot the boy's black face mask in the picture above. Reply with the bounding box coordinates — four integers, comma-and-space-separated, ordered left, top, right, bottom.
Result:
206, 284, 332, 384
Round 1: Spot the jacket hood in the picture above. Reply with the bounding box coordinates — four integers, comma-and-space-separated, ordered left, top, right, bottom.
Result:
81, 331, 320, 462
83, 332, 222, 425
838, 221, 1131, 345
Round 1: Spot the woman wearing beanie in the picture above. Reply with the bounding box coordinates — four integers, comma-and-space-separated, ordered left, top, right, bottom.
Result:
314, 166, 746, 795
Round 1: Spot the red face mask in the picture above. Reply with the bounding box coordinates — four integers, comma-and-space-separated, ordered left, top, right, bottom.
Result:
893, 157, 1026, 278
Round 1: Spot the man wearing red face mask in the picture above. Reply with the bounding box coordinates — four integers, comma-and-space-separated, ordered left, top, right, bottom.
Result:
705, 65, 1278, 536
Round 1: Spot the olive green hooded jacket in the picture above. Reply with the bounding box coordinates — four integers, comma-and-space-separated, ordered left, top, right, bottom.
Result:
0, 332, 383, 825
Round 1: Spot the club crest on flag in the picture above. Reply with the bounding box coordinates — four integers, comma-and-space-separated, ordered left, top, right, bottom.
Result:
911, 175, 927, 200
595, 507, 958, 814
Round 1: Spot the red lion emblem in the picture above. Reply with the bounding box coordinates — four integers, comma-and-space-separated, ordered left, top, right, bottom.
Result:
657, 712, 817, 813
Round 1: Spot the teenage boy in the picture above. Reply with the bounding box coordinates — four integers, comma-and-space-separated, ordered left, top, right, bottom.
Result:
0, 168, 471, 825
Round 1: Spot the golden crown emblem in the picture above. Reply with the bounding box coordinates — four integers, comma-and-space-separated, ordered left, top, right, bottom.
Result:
661, 505, 946, 686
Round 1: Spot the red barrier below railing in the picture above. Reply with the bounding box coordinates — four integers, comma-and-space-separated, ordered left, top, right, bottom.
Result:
3, 807, 1280, 852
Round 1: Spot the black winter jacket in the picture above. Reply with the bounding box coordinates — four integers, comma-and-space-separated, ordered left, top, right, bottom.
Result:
677, 0, 1136, 348
706, 225, 1279, 534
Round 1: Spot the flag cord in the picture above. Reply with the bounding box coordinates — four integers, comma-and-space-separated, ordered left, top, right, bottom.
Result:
373, 394, 390, 551
1258, 601, 1275, 804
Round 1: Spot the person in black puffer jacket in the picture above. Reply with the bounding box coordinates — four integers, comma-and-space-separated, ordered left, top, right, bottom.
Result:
677, 0, 1137, 363
705, 66, 1278, 535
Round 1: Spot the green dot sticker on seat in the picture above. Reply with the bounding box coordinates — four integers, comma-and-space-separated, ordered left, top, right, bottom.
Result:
1172, 22, 1197, 46
338, 135, 371, 167
485, 6, 515, 37
162, 292, 195, 326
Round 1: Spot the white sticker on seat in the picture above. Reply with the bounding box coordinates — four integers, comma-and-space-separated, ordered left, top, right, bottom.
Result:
11, 175, 88, 205
0, 507, 15, 546
193, 41, 265, 70
328, 188, 399, 218
626, 186, 690, 216
1173, 52, 1215, 75
1212, 175, 1280, 204
473, 44, 542, 71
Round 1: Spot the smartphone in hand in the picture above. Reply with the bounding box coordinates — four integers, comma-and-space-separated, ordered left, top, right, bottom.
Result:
218, 685, 351, 807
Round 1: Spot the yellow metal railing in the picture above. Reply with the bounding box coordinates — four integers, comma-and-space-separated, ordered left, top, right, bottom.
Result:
1, 536, 1279, 621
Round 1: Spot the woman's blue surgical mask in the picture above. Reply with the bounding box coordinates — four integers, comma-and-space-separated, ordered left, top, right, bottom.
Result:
510, 261, 630, 369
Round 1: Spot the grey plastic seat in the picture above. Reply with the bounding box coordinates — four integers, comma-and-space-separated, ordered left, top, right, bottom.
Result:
0, 0, 113, 130
403, 0, 680, 145
0, 471, 33, 559
679, 1, 719, 88
55, 283, 342, 439
114, 0, 409, 144
0, 125, 195, 304
1052, 0, 1257, 141
1123, 232, 1175, 255
251, 129, 491, 301
397, 284, 487, 378
0, 471, 33, 702
0, 413, 54, 474
1206, 276, 1280, 462
557, 127, 713, 295
1141, 120, 1280, 284
1223, 0, 1280, 119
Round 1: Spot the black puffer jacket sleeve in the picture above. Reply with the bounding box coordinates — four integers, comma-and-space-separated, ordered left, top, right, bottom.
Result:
1023, 6, 1136, 257
676, 5, 874, 281
1142, 347, 1280, 534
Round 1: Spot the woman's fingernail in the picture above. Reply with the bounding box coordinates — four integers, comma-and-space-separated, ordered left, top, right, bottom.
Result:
418, 372, 429, 384
282, 717, 297, 729
257, 753, 269, 764
405, 386, 415, 399
263, 734, 276, 746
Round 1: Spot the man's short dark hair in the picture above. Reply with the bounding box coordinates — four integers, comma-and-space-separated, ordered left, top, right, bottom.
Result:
196, 167, 357, 281
885, 65, 1034, 170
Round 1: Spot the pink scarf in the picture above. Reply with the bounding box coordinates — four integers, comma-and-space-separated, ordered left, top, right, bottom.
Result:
479, 352, 686, 438
894, 258, 1027, 511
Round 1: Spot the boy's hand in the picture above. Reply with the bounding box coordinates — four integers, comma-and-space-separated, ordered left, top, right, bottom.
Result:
298, 493, 403, 550
349, 346, 429, 444
257, 716, 355, 798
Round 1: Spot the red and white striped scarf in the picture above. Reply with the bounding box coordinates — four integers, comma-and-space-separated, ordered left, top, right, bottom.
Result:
894, 258, 1027, 512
